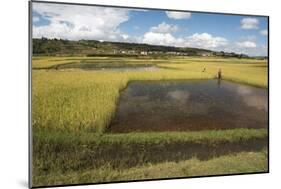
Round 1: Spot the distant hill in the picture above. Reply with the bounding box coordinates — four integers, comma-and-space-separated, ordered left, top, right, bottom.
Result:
32, 38, 250, 58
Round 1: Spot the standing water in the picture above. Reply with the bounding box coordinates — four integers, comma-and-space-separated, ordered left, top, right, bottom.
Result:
109, 80, 268, 133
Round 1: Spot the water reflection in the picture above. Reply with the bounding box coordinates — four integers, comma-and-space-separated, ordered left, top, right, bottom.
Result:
109, 80, 268, 133
222, 83, 268, 111
53, 62, 159, 72
217, 78, 221, 86
167, 90, 190, 104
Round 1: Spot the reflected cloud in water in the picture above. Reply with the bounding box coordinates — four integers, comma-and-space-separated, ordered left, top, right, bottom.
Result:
167, 90, 190, 104
222, 82, 268, 111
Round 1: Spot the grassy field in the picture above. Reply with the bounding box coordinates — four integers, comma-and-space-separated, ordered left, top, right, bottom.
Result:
33, 128, 268, 186
32, 56, 268, 187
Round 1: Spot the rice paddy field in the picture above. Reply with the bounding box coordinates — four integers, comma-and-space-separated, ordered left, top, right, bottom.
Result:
32, 56, 268, 187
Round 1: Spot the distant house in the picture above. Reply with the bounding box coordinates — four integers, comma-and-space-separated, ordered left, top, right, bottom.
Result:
201, 52, 213, 57
140, 51, 148, 55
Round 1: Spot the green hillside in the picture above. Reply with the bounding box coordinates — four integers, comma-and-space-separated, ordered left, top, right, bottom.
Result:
32, 38, 251, 58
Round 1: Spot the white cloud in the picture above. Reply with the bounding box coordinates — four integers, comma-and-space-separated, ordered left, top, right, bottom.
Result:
241, 18, 259, 29
142, 32, 184, 46
224, 42, 267, 57
260, 29, 268, 36
236, 41, 257, 48
33, 2, 130, 41
144, 23, 228, 49
142, 31, 228, 50
224, 35, 268, 56
150, 22, 179, 34
184, 33, 228, 49
166, 11, 191, 19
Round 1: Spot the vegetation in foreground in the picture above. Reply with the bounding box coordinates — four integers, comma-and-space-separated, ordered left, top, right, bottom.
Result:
33, 129, 268, 186
33, 149, 268, 187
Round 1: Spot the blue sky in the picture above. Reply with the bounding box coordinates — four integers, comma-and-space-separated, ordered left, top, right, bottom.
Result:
32, 2, 268, 56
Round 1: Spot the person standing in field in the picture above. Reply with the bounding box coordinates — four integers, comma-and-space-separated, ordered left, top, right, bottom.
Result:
218, 68, 222, 79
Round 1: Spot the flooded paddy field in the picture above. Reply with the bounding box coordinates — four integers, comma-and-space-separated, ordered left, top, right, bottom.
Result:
35, 61, 159, 71
109, 80, 268, 133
